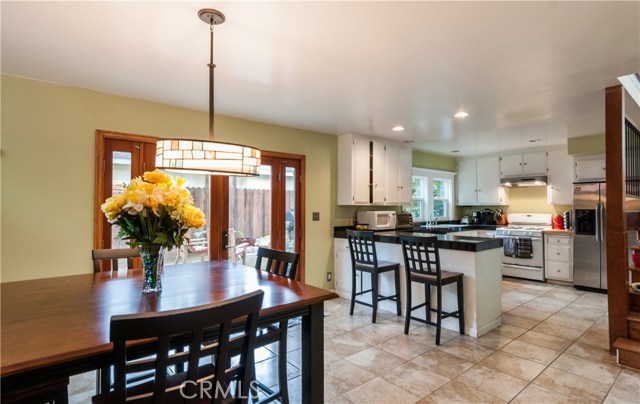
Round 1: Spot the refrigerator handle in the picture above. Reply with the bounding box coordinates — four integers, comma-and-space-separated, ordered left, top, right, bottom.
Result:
599, 202, 605, 242
595, 202, 601, 243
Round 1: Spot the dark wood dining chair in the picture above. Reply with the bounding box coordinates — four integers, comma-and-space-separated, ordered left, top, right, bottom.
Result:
251, 247, 299, 404
92, 290, 264, 404
1, 377, 69, 404
399, 234, 465, 345
346, 229, 402, 323
92, 247, 140, 272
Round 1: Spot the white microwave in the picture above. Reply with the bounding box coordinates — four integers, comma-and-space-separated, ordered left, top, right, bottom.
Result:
357, 211, 397, 230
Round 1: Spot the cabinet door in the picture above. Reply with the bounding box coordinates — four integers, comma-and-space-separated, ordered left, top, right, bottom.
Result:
500, 154, 523, 177
575, 158, 606, 182
353, 135, 371, 204
334, 239, 353, 296
523, 151, 547, 175
385, 143, 400, 205
372, 140, 386, 203
547, 148, 573, 205
477, 156, 502, 204
457, 159, 477, 205
397, 146, 413, 204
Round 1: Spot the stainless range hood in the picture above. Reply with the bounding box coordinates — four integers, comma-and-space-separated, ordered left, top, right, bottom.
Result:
500, 176, 548, 187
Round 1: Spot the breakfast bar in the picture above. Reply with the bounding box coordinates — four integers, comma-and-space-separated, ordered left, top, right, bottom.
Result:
334, 230, 503, 337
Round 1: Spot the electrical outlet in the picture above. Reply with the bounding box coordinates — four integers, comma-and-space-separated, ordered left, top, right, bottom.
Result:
313, 212, 320, 221
326, 272, 332, 282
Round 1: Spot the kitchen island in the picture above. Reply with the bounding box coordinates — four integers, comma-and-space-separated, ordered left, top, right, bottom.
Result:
334, 229, 503, 337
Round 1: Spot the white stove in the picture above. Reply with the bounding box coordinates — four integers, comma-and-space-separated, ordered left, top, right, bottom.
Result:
495, 214, 552, 281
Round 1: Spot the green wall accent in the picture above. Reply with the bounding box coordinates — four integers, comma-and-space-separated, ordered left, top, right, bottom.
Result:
568, 134, 605, 155
412, 150, 457, 171
1, 75, 337, 288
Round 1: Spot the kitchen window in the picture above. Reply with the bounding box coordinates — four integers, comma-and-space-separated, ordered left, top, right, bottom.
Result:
409, 168, 455, 222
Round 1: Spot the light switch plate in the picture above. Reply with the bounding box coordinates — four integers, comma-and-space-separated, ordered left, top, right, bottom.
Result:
312, 212, 320, 221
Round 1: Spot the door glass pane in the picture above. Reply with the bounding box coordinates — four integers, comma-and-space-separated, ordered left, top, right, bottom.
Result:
110, 151, 132, 251
285, 166, 296, 253
160, 172, 210, 266
229, 165, 272, 266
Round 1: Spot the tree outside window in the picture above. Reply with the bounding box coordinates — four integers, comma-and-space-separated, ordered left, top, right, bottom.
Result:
408, 169, 455, 223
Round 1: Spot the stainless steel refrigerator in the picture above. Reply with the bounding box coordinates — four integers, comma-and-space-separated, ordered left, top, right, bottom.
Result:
573, 182, 607, 290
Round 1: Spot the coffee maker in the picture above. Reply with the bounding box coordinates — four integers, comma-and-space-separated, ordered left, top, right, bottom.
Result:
470, 211, 481, 224
481, 208, 495, 225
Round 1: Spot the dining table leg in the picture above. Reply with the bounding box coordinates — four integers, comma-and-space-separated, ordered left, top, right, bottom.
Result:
301, 302, 324, 404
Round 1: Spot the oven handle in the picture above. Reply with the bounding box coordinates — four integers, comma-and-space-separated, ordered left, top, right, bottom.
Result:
502, 263, 543, 270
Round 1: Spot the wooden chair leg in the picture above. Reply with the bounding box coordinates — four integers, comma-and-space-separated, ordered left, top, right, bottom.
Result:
371, 272, 379, 323
349, 269, 357, 316
424, 284, 431, 324
404, 281, 412, 334
436, 285, 442, 345
457, 278, 465, 335
278, 321, 290, 404
394, 268, 402, 315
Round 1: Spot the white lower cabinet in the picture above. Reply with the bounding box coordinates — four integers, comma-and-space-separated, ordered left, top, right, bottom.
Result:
544, 234, 573, 282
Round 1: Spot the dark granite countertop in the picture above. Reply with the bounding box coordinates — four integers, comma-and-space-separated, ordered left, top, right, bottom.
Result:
334, 227, 503, 252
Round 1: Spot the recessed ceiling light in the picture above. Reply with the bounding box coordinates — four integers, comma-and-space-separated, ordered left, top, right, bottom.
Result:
454, 111, 469, 118
392, 126, 405, 132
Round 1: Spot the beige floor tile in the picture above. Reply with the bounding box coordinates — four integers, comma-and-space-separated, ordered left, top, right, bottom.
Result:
573, 293, 608, 309
411, 349, 474, 379
501, 313, 540, 329
381, 360, 450, 398
471, 332, 513, 350
522, 296, 569, 313
517, 330, 573, 352
533, 367, 611, 403
511, 383, 581, 404
436, 337, 496, 363
541, 288, 582, 303
550, 353, 622, 385
556, 304, 606, 322
343, 377, 420, 404
324, 359, 376, 401
417, 380, 506, 403
347, 323, 400, 346
344, 347, 407, 377
564, 341, 618, 365
406, 323, 460, 346
325, 394, 354, 404
509, 306, 554, 322
325, 350, 342, 365
325, 331, 373, 358
490, 323, 528, 339
377, 334, 435, 361
255, 356, 301, 388
603, 368, 640, 404
479, 351, 546, 382
324, 314, 373, 334
531, 320, 586, 340
500, 339, 561, 365
543, 313, 595, 332
454, 365, 528, 402
576, 327, 610, 350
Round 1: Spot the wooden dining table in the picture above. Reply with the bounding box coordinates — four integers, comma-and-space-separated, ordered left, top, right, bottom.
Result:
1, 260, 338, 403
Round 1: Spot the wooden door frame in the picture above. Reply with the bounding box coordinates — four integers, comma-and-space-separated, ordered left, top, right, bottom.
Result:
94, 130, 159, 250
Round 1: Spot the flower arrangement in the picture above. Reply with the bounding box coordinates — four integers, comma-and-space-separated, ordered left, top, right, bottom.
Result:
101, 170, 206, 251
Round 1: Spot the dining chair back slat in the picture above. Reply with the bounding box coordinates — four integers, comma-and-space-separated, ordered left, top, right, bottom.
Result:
92, 247, 140, 272
104, 290, 264, 403
255, 247, 299, 280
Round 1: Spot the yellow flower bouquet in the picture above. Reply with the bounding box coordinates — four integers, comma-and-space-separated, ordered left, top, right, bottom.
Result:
101, 170, 206, 292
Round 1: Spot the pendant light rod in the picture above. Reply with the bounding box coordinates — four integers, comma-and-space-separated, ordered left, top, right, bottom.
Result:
155, 8, 261, 176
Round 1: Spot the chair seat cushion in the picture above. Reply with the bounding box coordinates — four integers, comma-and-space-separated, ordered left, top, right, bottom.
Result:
355, 261, 399, 273
410, 270, 463, 285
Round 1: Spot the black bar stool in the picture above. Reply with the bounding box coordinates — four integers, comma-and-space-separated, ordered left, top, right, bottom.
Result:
399, 234, 465, 345
346, 229, 401, 323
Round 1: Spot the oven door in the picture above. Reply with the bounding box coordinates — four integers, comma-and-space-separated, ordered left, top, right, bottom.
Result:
499, 236, 545, 281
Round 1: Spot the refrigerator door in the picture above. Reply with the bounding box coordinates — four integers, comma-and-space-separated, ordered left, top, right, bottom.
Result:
573, 183, 603, 289
599, 183, 607, 290
574, 233, 602, 288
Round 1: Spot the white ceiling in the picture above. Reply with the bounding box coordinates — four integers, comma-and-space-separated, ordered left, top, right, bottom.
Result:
2, 1, 639, 156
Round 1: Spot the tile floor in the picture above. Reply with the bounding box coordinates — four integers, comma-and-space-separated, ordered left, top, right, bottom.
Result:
69, 278, 640, 403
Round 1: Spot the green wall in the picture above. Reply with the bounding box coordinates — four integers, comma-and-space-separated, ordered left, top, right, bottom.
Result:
568, 134, 605, 155
0, 75, 337, 288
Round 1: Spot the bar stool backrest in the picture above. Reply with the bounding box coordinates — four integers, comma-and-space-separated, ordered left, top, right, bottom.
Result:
346, 230, 378, 268
399, 235, 442, 282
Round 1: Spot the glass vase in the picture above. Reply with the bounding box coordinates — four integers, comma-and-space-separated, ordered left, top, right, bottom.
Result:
139, 244, 165, 293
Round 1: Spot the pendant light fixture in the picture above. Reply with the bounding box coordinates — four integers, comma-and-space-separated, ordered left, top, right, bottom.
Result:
155, 8, 261, 176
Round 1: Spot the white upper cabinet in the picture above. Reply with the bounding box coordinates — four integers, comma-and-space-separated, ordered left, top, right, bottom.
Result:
385, 144, 413, 205
547, 147, 573, 205
337, 133, 413, 205
500, 151, 547, 177
457, 156, 508, 206
574, 154, 606, 182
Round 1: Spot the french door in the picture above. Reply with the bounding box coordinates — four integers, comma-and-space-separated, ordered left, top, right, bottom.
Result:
225, 153, 305, 280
